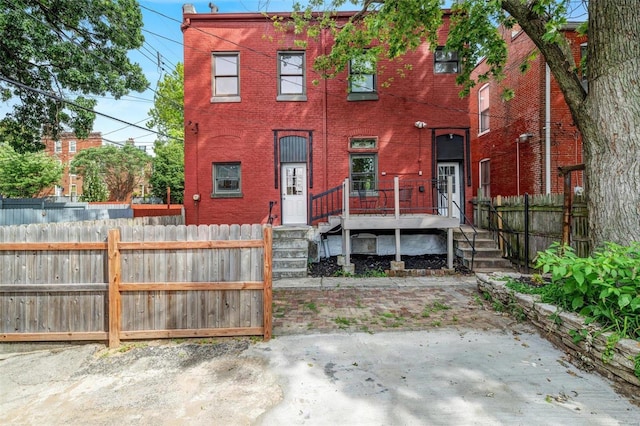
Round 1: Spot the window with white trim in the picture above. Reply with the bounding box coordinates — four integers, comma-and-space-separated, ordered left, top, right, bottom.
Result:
212, 52, 240, 102
349, 138, 378, 193
479, 84, 490, 134
278, 51, 306, 101
212, 162, 241, 197
348, 52, 378, 101
580, 42, 588, 92
69, 140, 76, 153
479, 159, 490, 198
54, 140, 62, 153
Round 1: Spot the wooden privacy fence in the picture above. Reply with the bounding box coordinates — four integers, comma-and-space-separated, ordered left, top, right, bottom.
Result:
472, 193, 589, 267
0, 223, 272, 347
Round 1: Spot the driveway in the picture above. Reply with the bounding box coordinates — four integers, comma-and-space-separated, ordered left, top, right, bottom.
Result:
1, 276, 638, 425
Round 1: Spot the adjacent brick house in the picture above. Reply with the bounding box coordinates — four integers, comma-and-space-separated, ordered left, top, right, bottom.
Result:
469, 24, 586, 200
181, 7, 472, 226
41, 131, 104, 199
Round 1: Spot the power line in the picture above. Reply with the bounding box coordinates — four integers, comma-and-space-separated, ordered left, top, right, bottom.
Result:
0, 75, 181, 142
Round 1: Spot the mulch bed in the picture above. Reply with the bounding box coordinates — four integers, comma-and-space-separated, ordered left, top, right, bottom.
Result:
308, 254, 472, 277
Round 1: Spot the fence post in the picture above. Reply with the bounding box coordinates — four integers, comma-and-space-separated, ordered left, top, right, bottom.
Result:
108, 228, 122, 348
262, 225, 273, 341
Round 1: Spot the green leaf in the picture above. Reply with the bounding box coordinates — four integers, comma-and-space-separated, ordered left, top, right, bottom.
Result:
618, 294, 632, 309
573, 269, 585, 286
572, 296, 584, 310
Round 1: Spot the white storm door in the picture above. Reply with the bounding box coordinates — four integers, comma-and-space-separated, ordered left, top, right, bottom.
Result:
281, 163, 307, 224
437, 162, 461, 219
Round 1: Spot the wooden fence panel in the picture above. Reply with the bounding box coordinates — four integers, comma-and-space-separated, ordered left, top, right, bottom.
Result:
472, 194, 590, 266
0, 223, 271, 345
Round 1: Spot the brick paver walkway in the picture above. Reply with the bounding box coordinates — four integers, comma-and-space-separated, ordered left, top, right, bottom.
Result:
272, 276, 517, 335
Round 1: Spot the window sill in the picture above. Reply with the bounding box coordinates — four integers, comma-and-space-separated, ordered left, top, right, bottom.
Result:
277, 94, 307, 102
478, 129, 490, 136
347, 92, 379, 101
211, 193, 243, 199
211, 96, 241, 103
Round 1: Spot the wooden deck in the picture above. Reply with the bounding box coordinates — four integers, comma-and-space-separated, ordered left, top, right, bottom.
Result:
342, 213, 460, 230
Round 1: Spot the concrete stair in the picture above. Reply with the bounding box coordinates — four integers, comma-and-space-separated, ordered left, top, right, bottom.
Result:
272, 226, 311, 279
454, 227, 514, 272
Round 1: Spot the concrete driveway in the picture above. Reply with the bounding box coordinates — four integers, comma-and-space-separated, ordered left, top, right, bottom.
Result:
1, 276, 638, 425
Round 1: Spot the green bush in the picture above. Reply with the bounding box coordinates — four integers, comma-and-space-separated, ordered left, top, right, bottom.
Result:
534, 242, 640, 340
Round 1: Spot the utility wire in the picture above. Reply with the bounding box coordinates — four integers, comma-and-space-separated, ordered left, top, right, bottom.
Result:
0, 75, 181, 142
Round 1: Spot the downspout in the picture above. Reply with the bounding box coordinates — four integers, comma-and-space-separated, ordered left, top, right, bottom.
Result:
545, 64, 551, 194
323, 29, 329, 194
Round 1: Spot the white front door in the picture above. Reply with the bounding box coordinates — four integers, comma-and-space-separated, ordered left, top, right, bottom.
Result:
437, 162, 461, 219
281, 163, 307, 224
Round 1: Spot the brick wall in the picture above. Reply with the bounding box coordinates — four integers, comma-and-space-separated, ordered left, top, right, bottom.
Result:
183, 11, 471, 225
470, 26, 586, 202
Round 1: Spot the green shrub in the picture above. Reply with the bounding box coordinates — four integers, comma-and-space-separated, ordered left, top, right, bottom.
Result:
534, 242, 640, 340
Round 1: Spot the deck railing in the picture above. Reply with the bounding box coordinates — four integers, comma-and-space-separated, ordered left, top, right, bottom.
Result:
309, 176, 456, 224
350, 177, 443, 215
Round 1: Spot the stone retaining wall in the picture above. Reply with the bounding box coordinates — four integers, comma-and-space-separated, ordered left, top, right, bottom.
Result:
477, 273, 640, 404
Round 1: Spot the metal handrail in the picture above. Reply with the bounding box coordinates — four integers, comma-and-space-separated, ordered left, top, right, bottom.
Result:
451, 200, 478, 271
480, 199, 522, 271
309, 183, 343, 224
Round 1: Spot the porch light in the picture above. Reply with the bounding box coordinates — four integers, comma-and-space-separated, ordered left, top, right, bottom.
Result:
414, 121, 427, 129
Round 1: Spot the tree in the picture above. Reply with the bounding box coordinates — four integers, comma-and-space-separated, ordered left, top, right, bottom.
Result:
150, 140, 184, 204
79, 168, 109, 202
0, 144, 63, 197
70, 144, 151, 202
287, 0, 640, 249
147, 63, 184, 203
0, 0, 148, 153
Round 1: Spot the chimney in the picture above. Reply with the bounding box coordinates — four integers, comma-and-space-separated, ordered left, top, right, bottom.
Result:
209, 3, 218, 13
182, 4, 196, 14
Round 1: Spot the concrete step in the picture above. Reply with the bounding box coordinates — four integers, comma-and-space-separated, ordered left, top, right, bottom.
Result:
272, 226, 310, 279
272, 239, 308, 250
463, 257, 513, 270
273, 268, 308, 279
273, 258, 308, 270
454, 238, 498, 250
272, 248, 308, 259
273, 227, 311, 240
456, 246, 503, 260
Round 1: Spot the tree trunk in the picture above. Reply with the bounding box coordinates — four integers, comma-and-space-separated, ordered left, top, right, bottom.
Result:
583, 0, 640, 248
504, 0, 640, 249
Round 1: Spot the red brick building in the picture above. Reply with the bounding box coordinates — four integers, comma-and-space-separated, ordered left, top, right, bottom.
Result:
470, 25, 586, 200
182, 8, 472, 226
41, 132, 103, 199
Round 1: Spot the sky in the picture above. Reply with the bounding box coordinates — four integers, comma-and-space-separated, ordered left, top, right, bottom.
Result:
93, 1, 301, 152
2, 1, 587, 152
93, 0, 587, 151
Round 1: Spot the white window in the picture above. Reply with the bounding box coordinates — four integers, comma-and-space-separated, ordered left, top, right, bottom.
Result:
212, 162, 241, 197
348, 52, 378, 101
69, 140, 76, 153
479, 159, 490, 198
349, 138, 378, 194
580, 42, 588, 92
212, 52, 240, 102
54, 140, 62, 153
434, 48, 459, 74
479, 84, 490, 134
278, 52, 306, 101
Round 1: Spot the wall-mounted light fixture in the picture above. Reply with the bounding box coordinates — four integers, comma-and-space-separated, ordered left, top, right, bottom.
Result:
518, 133, 533, 143
414, 121, 427, 129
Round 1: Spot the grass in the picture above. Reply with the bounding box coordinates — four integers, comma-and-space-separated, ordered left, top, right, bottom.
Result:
422, 301, 451, 318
